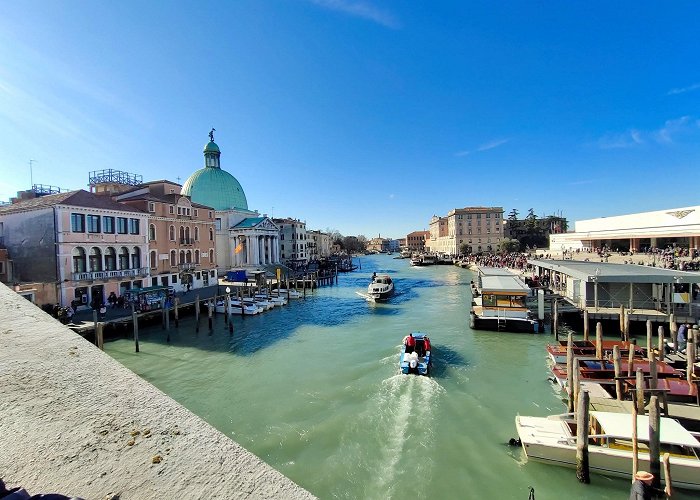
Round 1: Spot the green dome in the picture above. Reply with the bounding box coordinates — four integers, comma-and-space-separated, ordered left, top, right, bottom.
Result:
204, 141, 220, 153
181, 166, 248, 211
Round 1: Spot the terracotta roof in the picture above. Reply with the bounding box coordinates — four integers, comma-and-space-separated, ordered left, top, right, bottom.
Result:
0, 190, 147, 215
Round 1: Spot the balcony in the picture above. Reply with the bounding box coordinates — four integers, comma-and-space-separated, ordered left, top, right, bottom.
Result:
72, 267, 149, 281
178, 263, 199, 271
180, 237, 194, 245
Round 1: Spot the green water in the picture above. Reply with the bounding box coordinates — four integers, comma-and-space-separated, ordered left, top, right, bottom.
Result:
107, 255, 688, 499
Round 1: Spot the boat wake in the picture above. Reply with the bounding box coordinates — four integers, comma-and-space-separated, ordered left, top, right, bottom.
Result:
332, 374, 444, 498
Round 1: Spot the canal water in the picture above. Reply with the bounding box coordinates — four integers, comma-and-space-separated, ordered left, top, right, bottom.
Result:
107, 255, 690, 499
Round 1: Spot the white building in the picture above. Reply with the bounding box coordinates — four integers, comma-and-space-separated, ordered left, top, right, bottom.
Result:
430, 207, 504, 255
273, 218, 308, 266
550, 205, 700, 253
308, 230, 331, 259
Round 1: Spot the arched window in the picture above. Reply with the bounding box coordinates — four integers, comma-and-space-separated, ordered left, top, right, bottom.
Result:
185, 226, 190, 242
149, 224, 156, 241
150, 250, 157, 269
194, 227, 199, 241
210, 248, 215, 264
179, 226, 185, 242
72, 247, 86, 273
119, 247, 129, 269
186, 250, 192, 263
131, 247, 141, 269
179, 250, 185, 264
89, 247, 103, 272
105, 247, 117, 271
169, 225, 175, 241
170, 250, 176, 267
195, 250, 200, 264
209, 228, 213, 241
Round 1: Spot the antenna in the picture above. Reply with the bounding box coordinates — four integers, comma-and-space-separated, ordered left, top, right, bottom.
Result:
29, 159, 36, 188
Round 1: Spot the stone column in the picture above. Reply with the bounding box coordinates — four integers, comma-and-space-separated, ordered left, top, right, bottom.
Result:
246, 236, 253, 266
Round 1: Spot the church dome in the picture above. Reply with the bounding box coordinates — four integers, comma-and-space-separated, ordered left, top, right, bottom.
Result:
181, 135, 249, 211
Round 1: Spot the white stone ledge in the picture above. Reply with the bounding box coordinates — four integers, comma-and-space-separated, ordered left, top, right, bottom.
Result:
0, 283, 315, 499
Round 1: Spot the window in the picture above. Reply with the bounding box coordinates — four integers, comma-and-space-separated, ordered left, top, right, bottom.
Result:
208, 211, 212, 219
149, 224, 156, 241
210, 249, 214, 264
172, 275, 178, 284
209, 228, 214, 241
71, 213, 85, 232
87, 215, 101, 233
215, 218, 222, 230
169, 205, 174, 214
117, 217, 128, 234
129, 218, 140, 235
148, 202, 155, 212
169, 225, 175, 241
195, 250, 200, 264
194, 209, 198, 217
194, 227, 199, 241
150, 250, 157, 269
103, 216, 115, 234
170, 250, 176, 266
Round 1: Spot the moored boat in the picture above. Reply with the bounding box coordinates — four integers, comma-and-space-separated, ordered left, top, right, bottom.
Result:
515, 411, 700, 490
368, 273, 394, 301
469, 275, 538, 333
400, 332, 432, 375
546, 340, 645, 365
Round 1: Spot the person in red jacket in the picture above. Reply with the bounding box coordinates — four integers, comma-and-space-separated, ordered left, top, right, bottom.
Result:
424, 336, 431, 354
405, 334, 415, 354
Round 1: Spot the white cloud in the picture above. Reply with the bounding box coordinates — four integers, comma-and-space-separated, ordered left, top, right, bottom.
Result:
476, 138, 509, 152
667, 83, 700, 95
598, 116, 699, 149
308, 0, 400, 28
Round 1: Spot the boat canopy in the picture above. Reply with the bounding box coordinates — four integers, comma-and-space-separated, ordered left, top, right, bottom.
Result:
591, 411, 700, 448
481, 276, 529, 294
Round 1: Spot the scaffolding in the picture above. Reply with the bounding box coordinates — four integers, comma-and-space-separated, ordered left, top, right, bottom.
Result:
88, 169, 143, 187
32, 184, 64, 196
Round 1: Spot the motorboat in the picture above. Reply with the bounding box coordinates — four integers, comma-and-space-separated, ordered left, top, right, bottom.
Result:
368, 274, 394, 301
400, 333, 432, 376
410, 256, 424, 266
550, 358, 682, 388
212, 299, 259, 315
469, 275, 539, 333
272, 288, 302, 299
515, 411, 700, 490
255, 293, 287, 306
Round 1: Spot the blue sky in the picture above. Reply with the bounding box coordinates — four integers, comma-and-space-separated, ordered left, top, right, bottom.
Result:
1, 1, 699, 239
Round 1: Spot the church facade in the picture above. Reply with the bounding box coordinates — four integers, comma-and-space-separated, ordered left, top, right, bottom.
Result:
181, 132, 281, 271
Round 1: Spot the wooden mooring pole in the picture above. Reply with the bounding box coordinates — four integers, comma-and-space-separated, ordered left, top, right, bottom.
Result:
687, 337, 696, 384
195, 294, 200, 333
553, 299, 559, 341
619, 304, 625, 341
636, 368, 645, 415
657, 326, 665, 359
132, 309, 139, 353
566, 333, 574, 412
613, 345, 623, 400
174, 297, 179, 328
572, 356, 581, 412
662, 453, 673, 497
632, 391, 639, 478
576, 390, 590, 484
583, 309, 589, 341
627, 339, 635, 377
208, 299, 213, 332
96, 322, 104, 351
649, 396, 661, 491
646, 320, 653, 360
595, 322, 603, 360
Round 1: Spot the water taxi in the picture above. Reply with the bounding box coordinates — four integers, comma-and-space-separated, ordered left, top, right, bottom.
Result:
368, 274, 394, 301
515, 411, 700, 490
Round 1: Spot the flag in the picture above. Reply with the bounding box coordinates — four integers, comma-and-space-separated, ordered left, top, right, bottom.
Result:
234, 242, 243, 254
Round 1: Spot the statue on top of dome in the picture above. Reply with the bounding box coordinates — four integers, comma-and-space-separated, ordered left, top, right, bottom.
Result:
209, 128, 216, 142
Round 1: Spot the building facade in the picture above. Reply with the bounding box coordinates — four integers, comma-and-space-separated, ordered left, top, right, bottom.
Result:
429, 207, 504, 255
550, 205, 700, 253
0, 190, 149, 308
115, 180, 219, 292
307, 230, 331, 259
273, 218, 308, 266
406, 230, 430, 252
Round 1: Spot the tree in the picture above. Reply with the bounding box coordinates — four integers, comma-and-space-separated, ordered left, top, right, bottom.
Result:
499, 238, 521, 253
507, 208, 519, 221
459, 243, 471, 255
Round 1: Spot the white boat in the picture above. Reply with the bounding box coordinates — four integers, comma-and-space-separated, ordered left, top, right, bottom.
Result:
212, 299, 259, 315
272, 288, 302, 299
367, 274, 394, 301
515, 411, 700, 491
469, 275, 539, 333
255, 293, 286, 307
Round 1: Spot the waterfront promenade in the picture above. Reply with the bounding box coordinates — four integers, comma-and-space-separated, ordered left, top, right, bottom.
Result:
0, 283, 314, 499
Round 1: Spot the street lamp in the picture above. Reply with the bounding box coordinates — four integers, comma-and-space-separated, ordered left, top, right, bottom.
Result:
225, 286, 231, 295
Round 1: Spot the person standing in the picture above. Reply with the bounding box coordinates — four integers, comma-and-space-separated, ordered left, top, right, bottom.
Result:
405, 334, 415, 354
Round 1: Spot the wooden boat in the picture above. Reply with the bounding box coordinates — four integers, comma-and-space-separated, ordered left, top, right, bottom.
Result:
469, 275, 539, 333
400, 333, 432, 376
515, 411, 700, 490
550, 359, 682, 388
546, 340, 645, 365
368, 274, 394, 301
